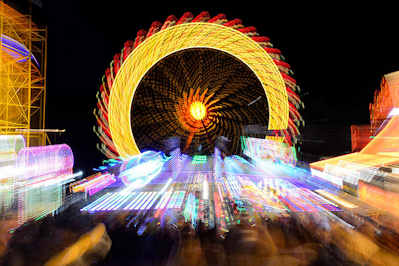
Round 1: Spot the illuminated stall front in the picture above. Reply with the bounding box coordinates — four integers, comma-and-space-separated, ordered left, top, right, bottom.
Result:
15, 144, 74, 224
0, 135, 25, 212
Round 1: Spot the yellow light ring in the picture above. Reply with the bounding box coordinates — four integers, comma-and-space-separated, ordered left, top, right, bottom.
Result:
109, 22, 288, 158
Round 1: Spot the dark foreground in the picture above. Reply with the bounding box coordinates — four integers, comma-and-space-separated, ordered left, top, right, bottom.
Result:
2, 202, 399, 266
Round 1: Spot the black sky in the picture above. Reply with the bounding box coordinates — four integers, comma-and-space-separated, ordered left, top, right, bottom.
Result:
36, 3, 398, 173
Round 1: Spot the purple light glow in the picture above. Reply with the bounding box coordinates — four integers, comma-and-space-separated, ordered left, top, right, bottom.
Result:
16, 144, 74, 179
86, 174, 116, 196
1, 34, 40, 66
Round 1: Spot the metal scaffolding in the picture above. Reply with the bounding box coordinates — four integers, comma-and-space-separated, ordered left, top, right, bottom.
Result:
0, 1, 47, 146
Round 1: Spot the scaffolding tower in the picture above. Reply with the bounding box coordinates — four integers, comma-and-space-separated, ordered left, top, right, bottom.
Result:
0, 1, 47, 147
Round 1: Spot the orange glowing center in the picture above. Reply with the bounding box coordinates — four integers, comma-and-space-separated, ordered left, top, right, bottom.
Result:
190, 101, 207, 121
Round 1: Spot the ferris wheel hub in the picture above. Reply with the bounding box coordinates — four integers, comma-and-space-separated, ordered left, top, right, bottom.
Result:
190, 101, 207, 121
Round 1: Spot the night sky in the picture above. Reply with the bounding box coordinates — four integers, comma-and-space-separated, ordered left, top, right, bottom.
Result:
32, 3, 398, 173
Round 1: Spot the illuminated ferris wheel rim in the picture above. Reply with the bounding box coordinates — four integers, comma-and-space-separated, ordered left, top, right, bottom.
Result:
109, 22, 289, 159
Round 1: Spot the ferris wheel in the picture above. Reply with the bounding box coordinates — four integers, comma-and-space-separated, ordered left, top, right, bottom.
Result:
93, 11, 304, 159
